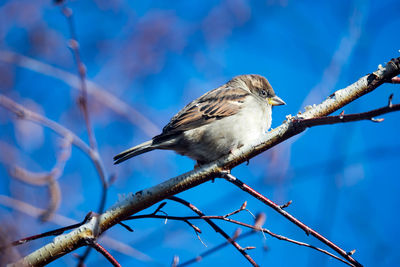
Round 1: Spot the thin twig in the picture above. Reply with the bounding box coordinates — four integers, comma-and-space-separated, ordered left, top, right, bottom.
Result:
152, 202, 167, 215
124, 212, 353, 266
295, 101, 400, 128
168, 197, 259, 267
62, 5, 96, 150
220, 173, 360, 267
390, 76, 400, 83
1, 212, 93, 250
280, 200, 292, 209
88, 240, 122, 267
59, 2, 108, 213
178, 229, 249, 267
223, 201, 247, 218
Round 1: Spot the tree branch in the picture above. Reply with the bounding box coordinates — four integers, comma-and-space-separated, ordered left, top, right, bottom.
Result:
7, 57, 400, 266
220, 172, 358, 266
125, 212, 353, 267
168, 197, 259, 267
2, 212, 93, 250
62, 5, 97, 151
295, 100, 400, 128
0, 195, 153, 262
178, 229, 247, 267
88, 241, 122, 267
390, 76, 400, 83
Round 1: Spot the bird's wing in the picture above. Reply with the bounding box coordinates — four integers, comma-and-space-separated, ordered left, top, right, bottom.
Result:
158, 86, 251, 138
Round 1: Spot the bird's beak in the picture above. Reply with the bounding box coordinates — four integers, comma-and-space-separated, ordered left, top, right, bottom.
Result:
268, 95, 286, 106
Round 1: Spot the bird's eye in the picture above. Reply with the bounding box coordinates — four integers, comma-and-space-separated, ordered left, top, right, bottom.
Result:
261, 90, 267, 96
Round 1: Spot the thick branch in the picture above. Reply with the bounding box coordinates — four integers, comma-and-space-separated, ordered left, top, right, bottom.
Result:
8, 57, 400, 266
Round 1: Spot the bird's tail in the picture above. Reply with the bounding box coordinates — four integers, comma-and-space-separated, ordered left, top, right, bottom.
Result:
113, 140, 155, 164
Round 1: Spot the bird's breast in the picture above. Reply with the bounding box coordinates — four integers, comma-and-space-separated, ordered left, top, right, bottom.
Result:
180, 98, 272, 163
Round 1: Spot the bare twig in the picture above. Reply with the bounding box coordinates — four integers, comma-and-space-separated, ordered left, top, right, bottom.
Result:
178, 229, 247, 267
88, 240, 122, 267
295, 101, 400, 128
168, 197, 259, 267
214, 217, 352, 266
280, 200, 292, 209
223, 201, 247, 218
220, 172, 359, 267
118, 222, 134, 232
1, 212, 93, 250
390, 76, 400, 83
152, 202, 167, 215
125, 208, 353, 266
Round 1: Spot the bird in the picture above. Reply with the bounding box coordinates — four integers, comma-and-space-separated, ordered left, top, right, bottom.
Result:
114, 74, 285, 166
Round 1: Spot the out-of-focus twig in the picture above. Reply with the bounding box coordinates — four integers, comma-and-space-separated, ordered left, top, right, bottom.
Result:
62, 6, 96, 151
58, 3, 109, 264
9, 135, 72, 221
0, 95, 107, 187
0, 50, 160, 137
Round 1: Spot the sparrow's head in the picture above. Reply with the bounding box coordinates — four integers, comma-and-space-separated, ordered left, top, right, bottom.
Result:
230, 74, 286, 106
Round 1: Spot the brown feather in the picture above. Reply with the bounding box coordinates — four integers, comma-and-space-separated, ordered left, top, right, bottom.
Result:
157, 86, 250, 137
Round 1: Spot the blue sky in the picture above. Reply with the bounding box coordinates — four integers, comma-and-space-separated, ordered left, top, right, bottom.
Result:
0, 0, 400, 266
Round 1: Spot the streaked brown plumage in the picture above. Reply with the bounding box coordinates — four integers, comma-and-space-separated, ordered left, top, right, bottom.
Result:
114, 74, 285, 165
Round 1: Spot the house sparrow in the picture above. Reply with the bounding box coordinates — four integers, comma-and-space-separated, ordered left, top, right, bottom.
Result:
114, 74, 285, 165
